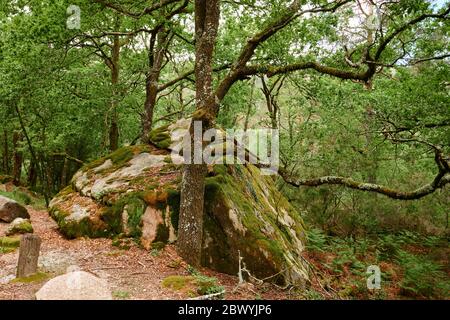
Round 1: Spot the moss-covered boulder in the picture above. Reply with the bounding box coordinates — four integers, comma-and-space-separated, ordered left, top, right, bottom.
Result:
6, 218, 33, 235
49, 121, 308, 285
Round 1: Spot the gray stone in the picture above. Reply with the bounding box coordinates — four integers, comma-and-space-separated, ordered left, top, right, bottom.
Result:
35, 270, 113, 300
0, 195, 30, 223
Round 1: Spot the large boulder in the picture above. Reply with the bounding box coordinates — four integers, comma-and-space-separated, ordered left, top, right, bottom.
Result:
35, 270, 112, 300
49, 120, 308, 285
0, 195, 30, 223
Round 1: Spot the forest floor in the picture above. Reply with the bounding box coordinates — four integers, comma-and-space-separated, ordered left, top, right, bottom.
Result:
0, 205, 295, 300
0, 184, 448, 300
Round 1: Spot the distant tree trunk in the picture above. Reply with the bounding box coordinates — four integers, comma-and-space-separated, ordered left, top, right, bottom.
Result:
109, 33, 120, 152
142, 29, 170, 138
60, 156, 69, 187
2, 129, 10, 174
27, 160, 37, 188
12, 131, 23, 186
177, 0, 220, 267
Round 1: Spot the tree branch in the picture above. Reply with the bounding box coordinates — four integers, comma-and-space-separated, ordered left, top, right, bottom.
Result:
279, 169, 449, 200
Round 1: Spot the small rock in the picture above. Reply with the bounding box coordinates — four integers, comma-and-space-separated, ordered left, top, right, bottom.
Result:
38, 250, 78, 274
0, 195, 30, 223
6, 218, 33, 235
0, 274, 15, 284
35, 271, 113, 300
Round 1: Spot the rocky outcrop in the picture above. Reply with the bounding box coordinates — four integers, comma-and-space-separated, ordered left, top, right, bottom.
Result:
49, 120, 309, 285
0, 195, 30, 223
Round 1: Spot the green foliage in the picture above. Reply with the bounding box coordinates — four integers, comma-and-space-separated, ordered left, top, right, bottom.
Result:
0, 189, 31, 205
396, 250, 449, 298
163, 266, 225, 296
306, 228, 328, 252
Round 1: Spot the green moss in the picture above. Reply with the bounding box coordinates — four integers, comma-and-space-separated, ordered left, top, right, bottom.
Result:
149, 125, 171, 149
60, 217, 109, 239
0, 236, 21, 253
125, 196, 147, 237
57, 185, 74, 198
82, 145, 151, 171
195, 275, 223, 295
103, 192, 147, 237
108, 147, 134, 166
0, 236, 20, 247
11, 272, 49, 283
162, 275, 195, 291
163, 156, 172, 163
151, 241, 166, 250
113, 291, 130, 299
162, 274, 223, 296
111, 237, 133, 250
7, 219, 33, 235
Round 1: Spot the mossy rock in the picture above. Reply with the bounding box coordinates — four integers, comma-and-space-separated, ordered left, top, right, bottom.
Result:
49, 119, 309, 285
148, 125, 171, 149
6, 218, 33, 236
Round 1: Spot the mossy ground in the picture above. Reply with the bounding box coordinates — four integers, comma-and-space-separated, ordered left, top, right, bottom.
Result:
0, 236, 20, 254
161, 273, 224, 296
11, 272, 49, 283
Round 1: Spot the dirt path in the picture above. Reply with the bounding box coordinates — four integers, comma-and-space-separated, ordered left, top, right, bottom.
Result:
0, 207, 294, 300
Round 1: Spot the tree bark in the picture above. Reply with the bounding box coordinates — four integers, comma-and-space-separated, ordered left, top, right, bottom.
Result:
27, 159, 37, 188
109, 32, 120, 152
12, 131, 23, 186
142, 29, 170, 138
177, 0, 220, 267
16, 234, 41, 278
2, 130, 9, 174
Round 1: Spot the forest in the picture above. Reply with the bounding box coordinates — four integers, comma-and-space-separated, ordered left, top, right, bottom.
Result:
0, 0, 449, 301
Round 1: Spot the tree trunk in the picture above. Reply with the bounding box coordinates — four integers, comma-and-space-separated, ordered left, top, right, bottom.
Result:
60, 156, 69, 187
2, 130, 10, 174
12, 131, 23, 186
178, 163, 208, 265
27, 160, 37, 188
142, 29, 170, 138
177, 0, 220, 267
109, 32, 120, 152
16, 234, 41, 278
